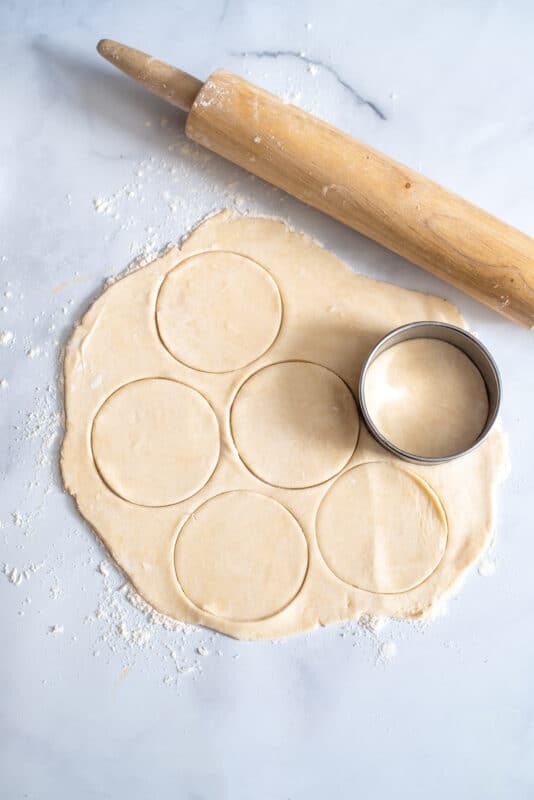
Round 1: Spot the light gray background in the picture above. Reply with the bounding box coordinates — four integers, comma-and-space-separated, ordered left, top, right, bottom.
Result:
1, 1, 533, 798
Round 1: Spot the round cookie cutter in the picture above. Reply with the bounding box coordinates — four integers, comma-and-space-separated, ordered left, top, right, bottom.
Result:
358, 321, 501, 465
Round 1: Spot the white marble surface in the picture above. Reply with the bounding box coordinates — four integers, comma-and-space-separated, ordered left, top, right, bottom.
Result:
2, 1, 534, 798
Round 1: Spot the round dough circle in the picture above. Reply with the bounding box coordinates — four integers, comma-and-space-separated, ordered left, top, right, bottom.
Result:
230, 361, 360, 489
316, 462, 447, 593
156, 251, 282, 373
174, 491, 308, 621
92, 378, 219, 507
364, 338, 489, 458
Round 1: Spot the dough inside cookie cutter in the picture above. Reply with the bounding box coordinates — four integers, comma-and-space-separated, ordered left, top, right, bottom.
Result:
358, 321, 501, 464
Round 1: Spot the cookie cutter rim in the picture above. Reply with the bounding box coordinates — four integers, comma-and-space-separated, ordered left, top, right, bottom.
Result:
358, 321, 502, 465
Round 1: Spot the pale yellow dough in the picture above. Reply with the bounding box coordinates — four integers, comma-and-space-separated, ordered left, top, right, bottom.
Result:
92, 378, 219, 507
175, 491, 308, 622
61, 211, 508, 640
230, 361, 359, 488
316, 462, 447, 593
156, 251, 282, 373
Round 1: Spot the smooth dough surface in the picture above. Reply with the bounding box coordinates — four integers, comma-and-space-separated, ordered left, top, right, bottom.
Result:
230, 361, 359, 488
364, 339, 489, 458
175, 491, 308, 621
316, 462, 447, 593
156, 251, 282, 373
62, 211, 508, 640
92, 378, 220, 507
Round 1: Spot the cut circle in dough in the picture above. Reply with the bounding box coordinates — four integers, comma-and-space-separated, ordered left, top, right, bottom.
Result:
174, 491, 308, 621
230, 361, 360, 489
364, 338, 489, 458
316, 462, 448, 593
156, 251, 282, 373
91, 378, 220, 507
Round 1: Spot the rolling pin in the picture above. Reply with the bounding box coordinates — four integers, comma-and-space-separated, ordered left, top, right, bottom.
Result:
97, 39, 534, 328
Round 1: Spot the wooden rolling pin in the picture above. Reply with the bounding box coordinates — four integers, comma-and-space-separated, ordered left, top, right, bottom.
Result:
97, 39, 534, 328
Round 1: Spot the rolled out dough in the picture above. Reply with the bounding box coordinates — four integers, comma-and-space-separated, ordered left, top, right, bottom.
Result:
61, 211, 508, 640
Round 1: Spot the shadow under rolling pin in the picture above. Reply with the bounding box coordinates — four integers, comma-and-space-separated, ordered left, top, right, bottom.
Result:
97, 38, 534, 329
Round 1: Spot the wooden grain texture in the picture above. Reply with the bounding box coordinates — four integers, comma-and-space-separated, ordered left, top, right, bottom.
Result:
186, 70, 534, 328
97, 40, 202, 112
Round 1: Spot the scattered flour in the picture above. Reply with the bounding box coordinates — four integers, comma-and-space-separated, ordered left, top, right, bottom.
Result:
82, 563, 219, 685
93, 197, 113, 215
5, 566, 22, 586
478, 557, 497, 577
3, 561, 44, 586
15, 383, 62, 468
0, 330, 14, 346
49, 624, 64, 635
359, 613, 389, 635
3, 103, 491, 688
379, 641, 398, 661
49, 577, 61, 600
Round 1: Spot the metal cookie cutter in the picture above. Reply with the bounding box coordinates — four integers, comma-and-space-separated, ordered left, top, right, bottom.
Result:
358, 321, 502, 465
